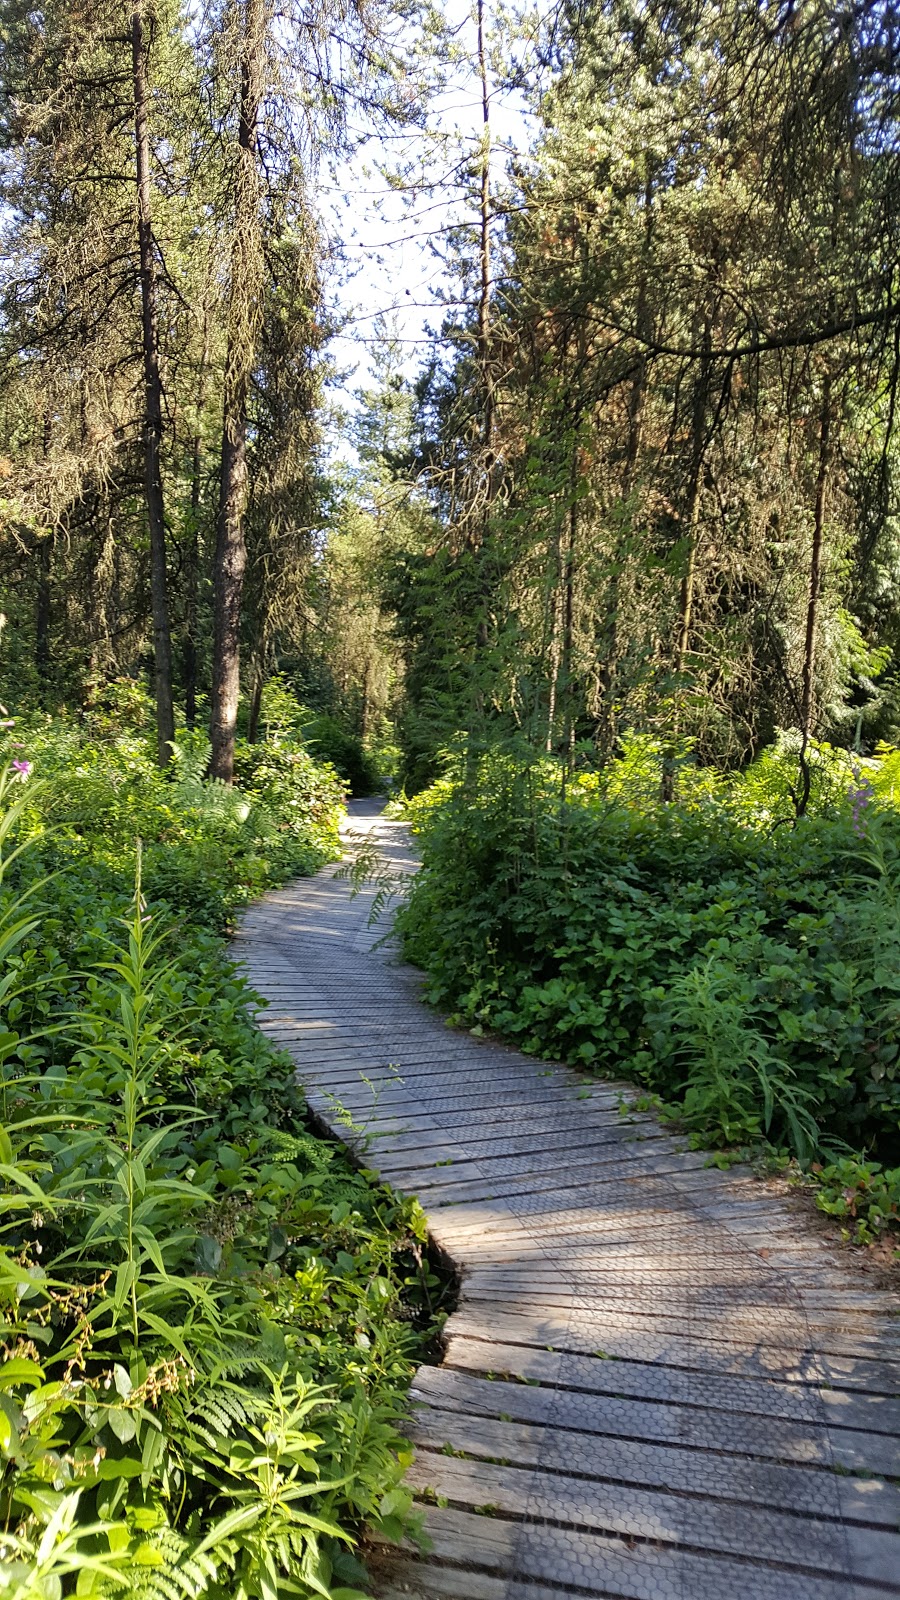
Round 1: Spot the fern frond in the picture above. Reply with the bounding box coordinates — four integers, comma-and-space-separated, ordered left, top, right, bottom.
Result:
181, 1383, 267, 1450
257, 1127, 332, 1169
99, 1528, 220, 1600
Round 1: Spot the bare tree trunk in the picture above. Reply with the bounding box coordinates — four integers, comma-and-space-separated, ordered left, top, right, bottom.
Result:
546, 554, 563, 752
209, 0, 264, 782
562, 446, 578, 770
675, 328, 712, 680
246, 640, 266, 744
466, 0, 494, 766
183, 518, 199, 730
476, 0, 493, 469
594, 370, 642, 754
661, 323, 711, 802
674, 478, 702, 679
131, 0, 175, 768
360, 655, 372, 739
597, 174, 653, 757
35, 533, 52, 674
36, 413, 53, 679
623, 175, 654, 489
801, 376, 832, 741
184, 319, 210, 729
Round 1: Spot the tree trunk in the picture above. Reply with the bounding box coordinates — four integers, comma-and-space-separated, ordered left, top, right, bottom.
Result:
623, 174, 654, 487
675, 327, 712, 680
35, 532, 52, 675
209, 0, 265, 783
184, 319, 210, 729
360, 655, 372, 739
476, 0, 493, 470
246, 644, 266, 744
545, 523, 564, 751
801, 376, 832, 741
35, 415, 53, 679
596, 173, 652, 757
562, 445, 578, 770
466, 0, 494, 764
131, 0, 175, 768
183, 524, 199, 729
661, 323, 711, 802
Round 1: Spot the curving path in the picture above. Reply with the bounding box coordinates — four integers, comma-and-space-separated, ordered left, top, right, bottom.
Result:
235, 801, 900, 1600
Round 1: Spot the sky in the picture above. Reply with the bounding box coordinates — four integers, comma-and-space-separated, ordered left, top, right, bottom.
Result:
318, 0, 536, 444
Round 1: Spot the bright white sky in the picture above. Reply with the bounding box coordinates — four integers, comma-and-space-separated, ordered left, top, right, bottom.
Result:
319, 0, 536, 445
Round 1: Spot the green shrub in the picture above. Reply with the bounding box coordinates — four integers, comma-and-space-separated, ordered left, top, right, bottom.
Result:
253, 677, 385, 798
0, 721, 440, 1595
398, 745, 900, 1176
9, 712, 344, 935
299, 716, 383, 799
808, 1156, 900, 1242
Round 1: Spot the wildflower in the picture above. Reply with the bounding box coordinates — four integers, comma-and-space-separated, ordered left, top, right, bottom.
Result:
10, 758, 31, 779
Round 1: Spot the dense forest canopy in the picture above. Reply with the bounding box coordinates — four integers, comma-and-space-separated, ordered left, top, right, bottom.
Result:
1, 0, 900, 799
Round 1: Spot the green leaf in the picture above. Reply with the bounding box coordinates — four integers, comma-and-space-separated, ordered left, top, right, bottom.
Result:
193, 1501, 266, 1556
113, 1364, 133, 1400
195, 1234, 223, 1274
96, 1456, 144, 1480
106, 1407, 137, 1444
0, 1357, 43, 1390
112, 1261, 135, 1316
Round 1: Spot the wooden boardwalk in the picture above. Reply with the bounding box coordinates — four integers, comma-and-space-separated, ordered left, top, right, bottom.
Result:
236, 801, 900, 1600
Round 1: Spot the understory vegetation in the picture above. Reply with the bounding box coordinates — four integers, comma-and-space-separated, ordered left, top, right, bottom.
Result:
0, 703, 441, 1597
399, 739, 900, 1245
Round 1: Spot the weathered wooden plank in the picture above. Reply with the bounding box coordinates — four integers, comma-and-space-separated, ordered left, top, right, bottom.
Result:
374, 1568, 509, 1600
404, 1408, 900, 1525
368, 1115, 663, 1160
409, 1449, 900, 1585
382, 1137, 694, 1189
444, 1306, 900, 1391
453, 1288, 900, 1362
443, 1335, 900, 1433
460, 1267, 899, 1317
407, 1505, 892, 1600
408, 1366, 900, 1476
373, 1128, 670, 1179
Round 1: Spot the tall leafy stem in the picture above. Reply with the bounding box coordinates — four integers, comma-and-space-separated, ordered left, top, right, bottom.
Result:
0, 766, 56, 1125
67, 856, 217, 1355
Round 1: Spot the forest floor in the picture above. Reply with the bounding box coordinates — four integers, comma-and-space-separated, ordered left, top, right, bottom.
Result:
235, 801, 900, 1600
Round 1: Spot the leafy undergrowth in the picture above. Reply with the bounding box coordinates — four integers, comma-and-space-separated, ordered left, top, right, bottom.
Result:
398, 738, 900, 1251
0, 704, 447, 1598
13, 679, 347, 933
805, 1158, 900, 1245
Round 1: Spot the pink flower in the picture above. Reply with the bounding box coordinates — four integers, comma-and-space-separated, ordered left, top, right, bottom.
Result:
10, 759, 31, 779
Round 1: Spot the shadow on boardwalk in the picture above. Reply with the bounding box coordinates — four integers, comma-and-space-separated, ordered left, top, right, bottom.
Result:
235, 800, 900, 1600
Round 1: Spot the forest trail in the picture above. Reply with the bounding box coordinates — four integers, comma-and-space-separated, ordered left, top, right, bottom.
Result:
235, 801, 900, 1600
